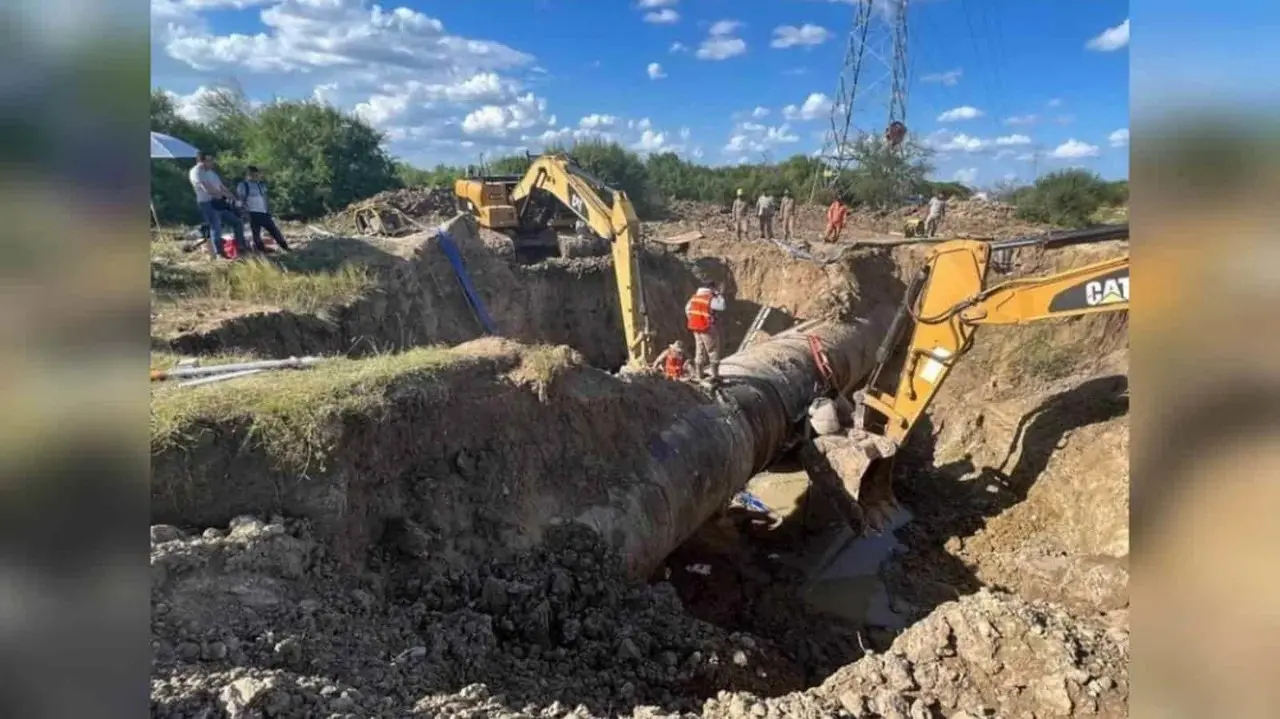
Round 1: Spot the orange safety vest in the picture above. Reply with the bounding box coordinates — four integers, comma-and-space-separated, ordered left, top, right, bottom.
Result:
664, 351, 685, 379
686, 290, 714, 332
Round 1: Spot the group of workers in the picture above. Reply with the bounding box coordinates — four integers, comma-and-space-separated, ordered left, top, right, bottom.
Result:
651, 183, 950, 385
730, 186, 950, 245
187, 151, 291, 259
731, 188, 797, 242
651, 280, 727, 383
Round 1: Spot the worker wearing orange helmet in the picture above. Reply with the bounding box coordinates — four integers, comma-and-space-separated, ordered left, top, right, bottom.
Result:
651, 340, 690, 380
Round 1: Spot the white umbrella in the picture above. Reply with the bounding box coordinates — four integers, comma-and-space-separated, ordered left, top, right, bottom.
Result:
150, 131, 201, 229
151, 131, 199, 159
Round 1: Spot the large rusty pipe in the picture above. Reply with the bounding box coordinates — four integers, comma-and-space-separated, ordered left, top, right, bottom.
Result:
577, 308, 896, 578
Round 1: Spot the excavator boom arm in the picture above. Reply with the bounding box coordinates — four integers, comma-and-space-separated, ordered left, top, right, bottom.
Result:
510, 155, 653, 367
863, 228, 1129, 446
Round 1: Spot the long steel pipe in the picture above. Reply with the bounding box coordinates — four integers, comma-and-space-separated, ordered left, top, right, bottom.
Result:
576, 309, 896, 578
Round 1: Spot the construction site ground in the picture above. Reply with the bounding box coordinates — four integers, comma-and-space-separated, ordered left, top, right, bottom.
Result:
150, 196, 1129, 718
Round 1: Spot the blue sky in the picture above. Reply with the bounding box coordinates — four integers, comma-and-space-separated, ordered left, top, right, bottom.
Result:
151, 0, 1130, 186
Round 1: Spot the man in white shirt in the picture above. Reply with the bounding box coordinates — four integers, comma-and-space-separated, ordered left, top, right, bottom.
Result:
756, 191, 775, 240
925, 192, 948, 238
236, 166, 291, 252
189, 152, 247, 259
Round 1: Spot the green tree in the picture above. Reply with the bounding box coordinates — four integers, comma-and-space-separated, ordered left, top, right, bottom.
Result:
235, 99, 399, 218
150, 90, 231, 225
838, 137, 934, 209
1013, 169, 1114, 228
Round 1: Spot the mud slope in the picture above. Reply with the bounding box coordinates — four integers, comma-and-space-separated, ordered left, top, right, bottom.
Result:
151, 339, 709, 570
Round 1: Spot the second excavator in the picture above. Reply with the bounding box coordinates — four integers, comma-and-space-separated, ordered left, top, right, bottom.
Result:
454, 153, 656, 369
800, 224, 1130, 534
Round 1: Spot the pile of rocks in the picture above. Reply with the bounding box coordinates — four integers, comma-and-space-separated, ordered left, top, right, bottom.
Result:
150, 517, 798, 718
362, 187, 457, 219
704, 589, 1129, 718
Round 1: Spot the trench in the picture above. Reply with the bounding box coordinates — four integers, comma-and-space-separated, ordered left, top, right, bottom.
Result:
150, 218, 1130, 715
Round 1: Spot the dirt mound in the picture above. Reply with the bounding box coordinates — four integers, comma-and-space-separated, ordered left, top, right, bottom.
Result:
151, 518, 805, 718
151, 339, 715, 572
703, 589, 1128, 718
651, 198, 1052, 243
357, 186, 456, 219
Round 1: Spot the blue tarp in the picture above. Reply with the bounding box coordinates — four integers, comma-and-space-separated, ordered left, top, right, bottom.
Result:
437, 229, 498, 335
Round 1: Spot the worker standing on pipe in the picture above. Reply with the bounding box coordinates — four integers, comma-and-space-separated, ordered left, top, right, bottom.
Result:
686, 282, 727, 381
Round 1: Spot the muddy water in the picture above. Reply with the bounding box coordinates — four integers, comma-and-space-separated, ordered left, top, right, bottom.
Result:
744, 472, 913, 629
802, 509, 913, 630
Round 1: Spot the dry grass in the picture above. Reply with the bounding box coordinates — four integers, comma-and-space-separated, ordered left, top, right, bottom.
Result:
204, 258, 373, 314
151, 346, 458, 476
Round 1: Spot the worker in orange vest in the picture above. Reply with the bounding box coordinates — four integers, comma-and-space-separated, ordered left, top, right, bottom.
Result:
823, 196, 850, 243
685, 281, 727, 380
651, 340, 689, 380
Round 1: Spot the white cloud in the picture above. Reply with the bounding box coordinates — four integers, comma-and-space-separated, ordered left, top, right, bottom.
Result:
157, 1, 711, 165
697, 37, 746, 61
953, 168, 978, 184
461, 93, 551, 137
644, 9, 680, 25
165, 2, 532, 75
1004, 114, 1039, 126
1086, 18, 1129, 52
932, 132, 986, 153
634, 129, 674, 152
937, 105, 984, 122
1109, 128, 1130, 147
723, 121, 799, 154
771, 24, 831, 49
782, 92, 832, 121
709, 20, 741, 36
579, 114, 618, 129
530, 114, 689, 156
995, 134, 1032, 146
163, 85, 223, 122
696, 20, 746, 60
1050, 139, 1101, 159
647, 62, 667, 80
670, 41, 688, 53
1047, 97, 1063, 108
922, 68, 963, 87
751, 106, 770, 118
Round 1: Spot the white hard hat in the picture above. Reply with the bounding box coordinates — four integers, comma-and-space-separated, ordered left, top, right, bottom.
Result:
736, 188, 743, 195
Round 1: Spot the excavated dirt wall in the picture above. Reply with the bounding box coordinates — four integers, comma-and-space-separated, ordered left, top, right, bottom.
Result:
152, 339, 709, 571
168, 215, 925, 370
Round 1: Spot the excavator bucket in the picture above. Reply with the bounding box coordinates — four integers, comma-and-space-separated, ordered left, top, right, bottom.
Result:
799, 430, 905, 536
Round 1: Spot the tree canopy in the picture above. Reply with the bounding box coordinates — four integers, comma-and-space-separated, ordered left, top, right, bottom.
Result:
152, 84, 1128, 227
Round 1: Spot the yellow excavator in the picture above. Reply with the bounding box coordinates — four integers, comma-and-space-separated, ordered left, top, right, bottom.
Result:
811, 224, 1130, 533
454, 153, 655, 368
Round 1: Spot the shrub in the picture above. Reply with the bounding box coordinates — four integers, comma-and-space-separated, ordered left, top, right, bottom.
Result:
1014, 169, 1115, 228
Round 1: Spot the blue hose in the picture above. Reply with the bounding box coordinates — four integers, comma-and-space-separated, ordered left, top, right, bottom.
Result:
437, 230, 498, 335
